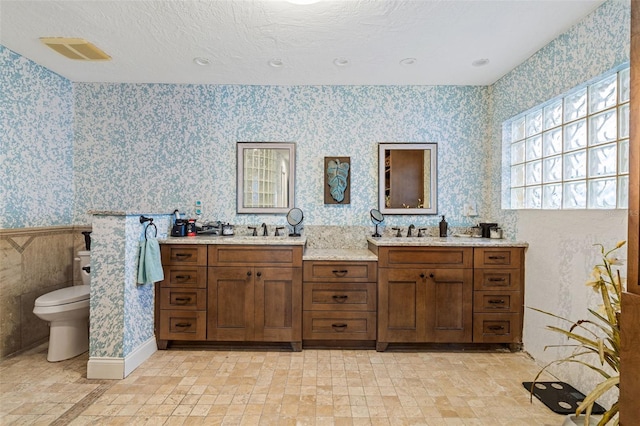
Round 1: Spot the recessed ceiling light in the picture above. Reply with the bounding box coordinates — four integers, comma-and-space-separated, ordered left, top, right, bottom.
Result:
333, 57, 349, 67
472, 58, 490, 67
400, 58, 417, 66
268, 58, 284, 68
193, 57, 210, 66
287, 0, 321, 4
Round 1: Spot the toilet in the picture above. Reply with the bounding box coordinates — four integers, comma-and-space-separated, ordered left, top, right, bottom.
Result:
33, 250, 91, 362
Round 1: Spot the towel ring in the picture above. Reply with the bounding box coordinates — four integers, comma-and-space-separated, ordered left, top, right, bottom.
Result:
145, 222, 157, 240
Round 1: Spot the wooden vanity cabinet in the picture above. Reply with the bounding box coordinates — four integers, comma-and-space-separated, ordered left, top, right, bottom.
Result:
302, 261, 377, 343
376, 247, 474, 351
207, 245, 303, 351
473, 247, 524, 344
156, 245, 208, 349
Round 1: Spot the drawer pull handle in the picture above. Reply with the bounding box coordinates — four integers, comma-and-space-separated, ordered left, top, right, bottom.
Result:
332, 295, 348, 303
488, 278, 506, 282
488, 299, 506, 304
332, 323, 348, 331
175, 275, 191, 281
174, 297, 192, 304
175, 322, 192, 328
332, 270, 348, 277
488, 256, 506, 260
488, 325, 505, 331
175, 253, 193, 259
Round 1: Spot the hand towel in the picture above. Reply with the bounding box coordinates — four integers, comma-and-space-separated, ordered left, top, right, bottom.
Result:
137, 224, 165, 284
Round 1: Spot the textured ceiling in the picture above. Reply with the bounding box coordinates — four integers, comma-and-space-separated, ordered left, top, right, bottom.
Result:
0, 0, 606, 85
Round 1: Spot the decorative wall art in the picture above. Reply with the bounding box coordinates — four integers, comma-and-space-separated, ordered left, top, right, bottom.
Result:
324, 157, 350, 204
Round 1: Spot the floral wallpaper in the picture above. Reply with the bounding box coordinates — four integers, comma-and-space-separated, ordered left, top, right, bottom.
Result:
73, 84, 490, 230
0, 46, 74, 229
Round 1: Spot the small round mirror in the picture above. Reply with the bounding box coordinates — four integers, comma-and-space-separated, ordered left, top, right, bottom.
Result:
370, 209, 384, 237
287, 208, 304, 236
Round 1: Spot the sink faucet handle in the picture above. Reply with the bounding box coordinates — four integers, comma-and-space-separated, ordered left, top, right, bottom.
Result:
407, 224, 415, 237
275, 226, 285, 236
418, 227, 427, 237
392, 227, 402, 238
248, 226, 257, 236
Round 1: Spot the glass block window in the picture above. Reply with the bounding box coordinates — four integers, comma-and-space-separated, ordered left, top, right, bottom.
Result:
506, 65, 630, 210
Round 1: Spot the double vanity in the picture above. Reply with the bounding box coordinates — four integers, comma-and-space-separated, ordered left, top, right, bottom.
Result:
156, 236, 526, 352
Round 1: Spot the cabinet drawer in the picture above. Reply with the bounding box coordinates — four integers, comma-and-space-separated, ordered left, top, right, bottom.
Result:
303, 282, 376, 311
377, 247, 472, 269
474, 248, 523, 268
160, 288, 206, 310
473, 313, 521, 343
474, 269, 522, 291
159, 310, 206, 340
303, 311, 376, 340
160, 266, 206, 288
161, 245, 207, 266
209, 245, 302, 267
303, 261, 377, 282
473, 291, 521, 313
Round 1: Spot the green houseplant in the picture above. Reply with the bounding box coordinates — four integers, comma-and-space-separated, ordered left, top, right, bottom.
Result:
530, 241, 626, 426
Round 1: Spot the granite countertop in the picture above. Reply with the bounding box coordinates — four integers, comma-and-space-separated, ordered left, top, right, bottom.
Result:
303, 248, 378, 261
159, 235, 307, 246
366, 236, 528, 248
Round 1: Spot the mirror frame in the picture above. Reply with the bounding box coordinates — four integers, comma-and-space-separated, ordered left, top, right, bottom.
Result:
378, 142, 438, 215
237, 142, 296, 214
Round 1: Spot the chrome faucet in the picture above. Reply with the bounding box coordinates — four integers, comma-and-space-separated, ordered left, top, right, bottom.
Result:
407, 224, 415, 237
261, 223, 268, 236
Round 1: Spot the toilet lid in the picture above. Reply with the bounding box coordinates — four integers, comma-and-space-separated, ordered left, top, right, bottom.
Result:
34, 285, 90, 307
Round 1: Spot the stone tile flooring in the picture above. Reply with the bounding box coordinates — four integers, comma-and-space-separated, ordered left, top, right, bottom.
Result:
0, 344, 564, 425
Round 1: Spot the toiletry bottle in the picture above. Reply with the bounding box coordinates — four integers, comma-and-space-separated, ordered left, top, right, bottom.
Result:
439, 215, 448, 237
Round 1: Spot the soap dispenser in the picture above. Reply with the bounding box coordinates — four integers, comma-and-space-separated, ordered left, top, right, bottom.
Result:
439, 215, 448, 237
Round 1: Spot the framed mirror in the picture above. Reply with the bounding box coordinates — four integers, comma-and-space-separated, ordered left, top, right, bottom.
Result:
237, 142, 296, 214
379, 143, 438, 215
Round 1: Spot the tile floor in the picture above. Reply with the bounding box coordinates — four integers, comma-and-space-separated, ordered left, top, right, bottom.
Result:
0, 344, 565, 425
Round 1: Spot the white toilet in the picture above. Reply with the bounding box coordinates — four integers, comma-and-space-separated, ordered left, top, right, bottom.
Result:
33, 250, 91, 362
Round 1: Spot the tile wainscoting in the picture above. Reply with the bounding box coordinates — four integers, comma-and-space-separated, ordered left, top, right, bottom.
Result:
0, 226, 91, 358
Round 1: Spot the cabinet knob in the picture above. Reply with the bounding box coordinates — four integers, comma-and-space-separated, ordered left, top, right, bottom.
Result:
247, 271, 252, 277
430, 273, 434, 278
419, 273, 425, 279
256, 271, 262, 277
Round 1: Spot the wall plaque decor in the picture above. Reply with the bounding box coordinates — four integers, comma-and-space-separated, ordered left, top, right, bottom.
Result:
324, 156, 350, 204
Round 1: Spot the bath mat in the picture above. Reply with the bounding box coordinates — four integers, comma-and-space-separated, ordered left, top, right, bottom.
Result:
522, 381, 606, 414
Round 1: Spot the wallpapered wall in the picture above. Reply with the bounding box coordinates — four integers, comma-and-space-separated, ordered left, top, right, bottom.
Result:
0, 46, 74, 229
72, 84, 490, 230
488, 0, 630, 407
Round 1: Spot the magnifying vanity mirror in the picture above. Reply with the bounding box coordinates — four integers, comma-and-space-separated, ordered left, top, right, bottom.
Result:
370, 209, 384, 237
378, 143, 438, 215
287, 207, 304, 237
237, 142, 296, 213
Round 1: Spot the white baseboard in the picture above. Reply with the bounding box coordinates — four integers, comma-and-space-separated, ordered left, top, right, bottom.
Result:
87, 337, 157, 380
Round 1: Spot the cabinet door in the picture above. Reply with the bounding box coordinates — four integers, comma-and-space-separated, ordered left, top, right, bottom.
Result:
427, 268, 473, 343
207, 267, 254, 341
378, 268, 426, 343
254, 267, 302, 342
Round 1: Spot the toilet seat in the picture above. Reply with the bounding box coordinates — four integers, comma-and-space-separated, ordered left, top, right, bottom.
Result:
34, 285, 90, 307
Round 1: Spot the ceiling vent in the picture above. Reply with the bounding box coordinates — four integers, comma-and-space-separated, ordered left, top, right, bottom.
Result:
39, 37, 111, 61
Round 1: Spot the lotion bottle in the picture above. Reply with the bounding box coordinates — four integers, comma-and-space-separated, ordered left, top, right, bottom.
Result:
439, 215, 448, 237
